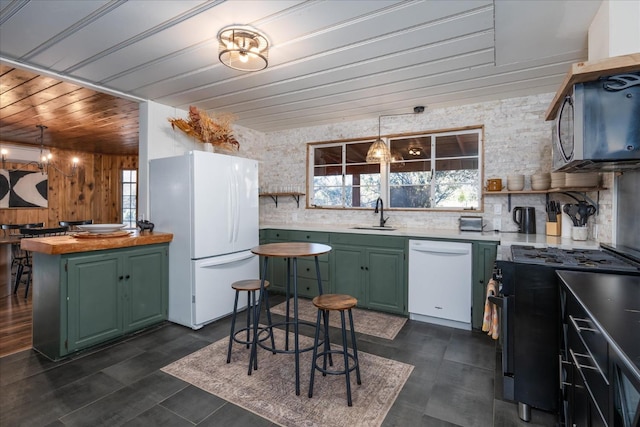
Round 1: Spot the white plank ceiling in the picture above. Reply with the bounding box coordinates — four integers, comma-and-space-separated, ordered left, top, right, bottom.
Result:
0, 0, 602, 146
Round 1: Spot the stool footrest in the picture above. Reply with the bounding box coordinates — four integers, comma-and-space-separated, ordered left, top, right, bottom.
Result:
313, 350, 359, 376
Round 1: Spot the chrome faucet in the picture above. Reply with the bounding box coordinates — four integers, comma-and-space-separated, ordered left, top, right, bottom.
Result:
374, 197, 389, 227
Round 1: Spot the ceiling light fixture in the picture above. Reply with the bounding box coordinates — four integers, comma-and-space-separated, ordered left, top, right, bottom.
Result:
366, 106, 426, 164
34, 125, 79, 177
408, 147, 421, 156
217, 25, 269, 72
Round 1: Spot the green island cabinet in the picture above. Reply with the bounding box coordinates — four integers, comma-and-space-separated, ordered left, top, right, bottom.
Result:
259, 229, 329, 298
330, 233, 405, 315
32, 244, 169, 361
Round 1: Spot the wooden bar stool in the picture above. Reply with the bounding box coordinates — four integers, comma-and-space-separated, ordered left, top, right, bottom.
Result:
308, 294, 362, 406
226, 279, 275, 365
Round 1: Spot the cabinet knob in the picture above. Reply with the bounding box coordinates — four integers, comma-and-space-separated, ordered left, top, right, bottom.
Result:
119, 276, 124, 280
125, 275, 130, 279
479, 279, 484, 284
365, 267, 369, 271
306, 268, 310, 272
360, 266, 364, 270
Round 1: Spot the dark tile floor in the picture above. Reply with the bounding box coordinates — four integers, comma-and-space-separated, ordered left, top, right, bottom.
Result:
0, 295, 557, 426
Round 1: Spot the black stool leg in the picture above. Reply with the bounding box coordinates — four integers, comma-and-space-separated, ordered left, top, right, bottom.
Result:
13, 263, 24, 295
246, 290, 253, 349
262, 288, 276, 353
321, 310, 330, 375
340, 310, 353, 406
227, 290, 240, 363
348, 308, 361, 385
308, 308, 323, 398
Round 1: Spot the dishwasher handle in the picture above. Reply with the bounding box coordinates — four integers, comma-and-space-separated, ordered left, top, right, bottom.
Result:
410, 243, 470, 255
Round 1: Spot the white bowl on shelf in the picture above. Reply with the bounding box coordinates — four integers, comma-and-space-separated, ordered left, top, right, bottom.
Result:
76, 224, 126, 234
507, 174, 525, 191
564, 173, 599, 188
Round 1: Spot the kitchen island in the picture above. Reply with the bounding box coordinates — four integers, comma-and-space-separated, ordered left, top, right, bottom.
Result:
21, 231, 173, 361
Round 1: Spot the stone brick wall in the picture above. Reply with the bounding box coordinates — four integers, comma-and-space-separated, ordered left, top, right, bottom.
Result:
240, 93, 613, 243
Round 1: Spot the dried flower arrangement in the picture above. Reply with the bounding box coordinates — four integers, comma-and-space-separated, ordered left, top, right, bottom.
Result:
168, 106, 240, 150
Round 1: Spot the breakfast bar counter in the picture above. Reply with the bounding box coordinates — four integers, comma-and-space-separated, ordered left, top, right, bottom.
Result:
21, 231, 173, 254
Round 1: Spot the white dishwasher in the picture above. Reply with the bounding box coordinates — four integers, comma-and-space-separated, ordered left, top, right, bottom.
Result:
408, 239, 473, 330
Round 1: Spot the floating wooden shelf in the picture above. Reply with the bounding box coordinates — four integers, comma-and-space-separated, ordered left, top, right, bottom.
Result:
260, 192, 305, 208
483, 187, 607, 212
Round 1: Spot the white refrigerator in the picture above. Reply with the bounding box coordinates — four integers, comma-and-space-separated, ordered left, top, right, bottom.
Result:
149, 151, 259, 329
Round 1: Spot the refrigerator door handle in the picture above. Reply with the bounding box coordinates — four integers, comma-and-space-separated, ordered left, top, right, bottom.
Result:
227, 175, 234, 243
199, 251, 255, 267
233, 168, 240, 243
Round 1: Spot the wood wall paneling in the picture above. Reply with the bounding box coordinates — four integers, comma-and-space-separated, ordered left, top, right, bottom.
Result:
0, 143, 137, 226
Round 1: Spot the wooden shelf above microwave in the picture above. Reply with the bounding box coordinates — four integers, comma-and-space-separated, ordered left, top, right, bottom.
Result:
545, 53, 640, 121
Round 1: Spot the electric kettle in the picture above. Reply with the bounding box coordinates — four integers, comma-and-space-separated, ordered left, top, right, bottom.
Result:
513, 206, 536, 234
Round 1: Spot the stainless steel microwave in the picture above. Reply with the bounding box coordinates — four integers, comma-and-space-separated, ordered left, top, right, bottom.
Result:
552, 72, 640, 172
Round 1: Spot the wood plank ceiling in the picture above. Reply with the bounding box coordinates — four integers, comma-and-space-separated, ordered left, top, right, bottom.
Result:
0, 0, 603, 155
0, 65, 139, 155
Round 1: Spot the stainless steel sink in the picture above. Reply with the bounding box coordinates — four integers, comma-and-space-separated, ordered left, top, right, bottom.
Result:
350, 226, 397, 231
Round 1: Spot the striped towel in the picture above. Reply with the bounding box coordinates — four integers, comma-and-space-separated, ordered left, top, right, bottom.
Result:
482, 279, 499, 340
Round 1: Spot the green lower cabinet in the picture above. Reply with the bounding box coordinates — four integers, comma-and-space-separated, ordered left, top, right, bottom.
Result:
331, 245, 365, 301
366, 248, 404, 314
471, 241, 498, 330
67, 253, 123, 353
33, 244, 169, 360
331, 244, 405, 315
124, 248, 168, 331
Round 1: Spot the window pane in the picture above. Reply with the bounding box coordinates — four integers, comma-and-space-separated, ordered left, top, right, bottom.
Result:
314, 146, 342, 166
433, 167, 479, 208
121, 169, 137, 228
435, 134, 479, 158
390, 170, 432, 208
346, 142, 373, 164
389, 136, 431, 160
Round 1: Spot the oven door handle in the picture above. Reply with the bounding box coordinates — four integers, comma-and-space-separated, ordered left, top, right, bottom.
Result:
488, 295, 503, 307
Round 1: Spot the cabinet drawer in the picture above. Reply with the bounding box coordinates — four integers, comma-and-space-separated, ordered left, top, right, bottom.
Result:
265, 229, 290, 241
288, 230, 329, 243
330, 232, 405, 248
568, 296, 609, 378
570, 348, 609, 425
295, 277, 326, 298
295, 258, 329, 279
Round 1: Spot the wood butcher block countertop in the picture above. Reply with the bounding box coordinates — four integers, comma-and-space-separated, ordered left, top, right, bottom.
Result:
20, 231, 173, 255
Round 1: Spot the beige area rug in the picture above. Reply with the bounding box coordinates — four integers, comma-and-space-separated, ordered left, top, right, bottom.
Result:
270, 298, 407, 340
162, 329, 414, 427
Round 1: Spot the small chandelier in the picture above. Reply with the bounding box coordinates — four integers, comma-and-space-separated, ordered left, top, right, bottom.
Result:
36, 125, 79, 177
408, 147, 421, 156
217, 25, 269, 71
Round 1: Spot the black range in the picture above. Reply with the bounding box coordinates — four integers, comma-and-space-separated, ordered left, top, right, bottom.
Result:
494, 244, 640, 422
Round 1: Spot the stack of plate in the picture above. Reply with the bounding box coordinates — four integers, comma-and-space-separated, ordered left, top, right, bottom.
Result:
564, 173, 599, 188
531, 173, 551, 190
507, 174, 525, 191
550, 172, 565, 188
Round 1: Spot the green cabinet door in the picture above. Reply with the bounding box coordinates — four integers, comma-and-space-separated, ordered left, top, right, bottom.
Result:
66, 253, 123, 353
366, 248, 405, 314
331, 245, 365, 302
123, 246, 168, 332
471, 241, 498, 330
